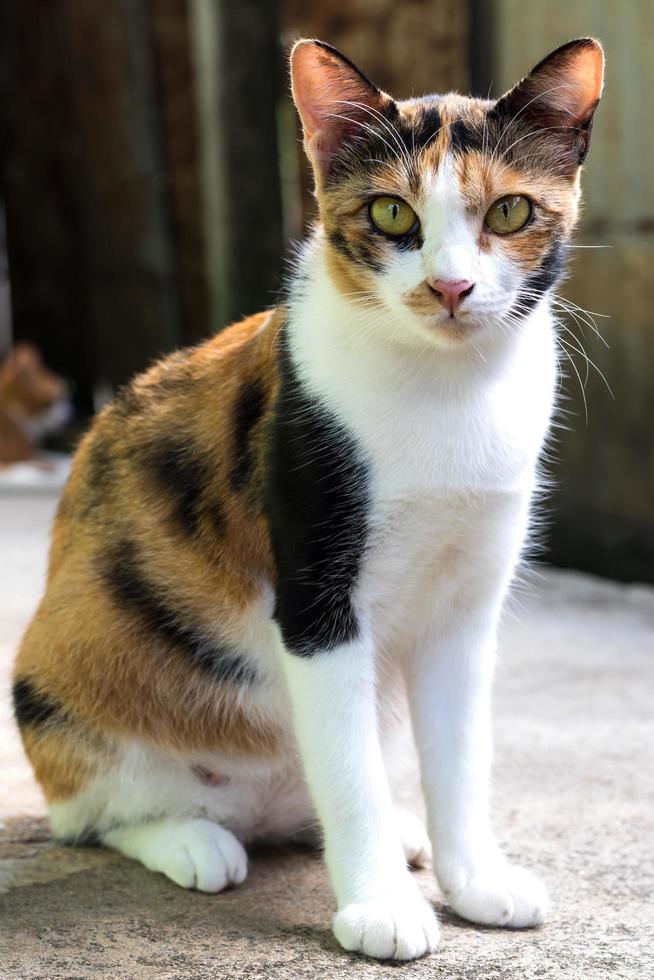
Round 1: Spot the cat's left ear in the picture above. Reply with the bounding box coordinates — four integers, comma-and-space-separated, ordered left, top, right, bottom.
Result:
290, 39, 393, 181
495, 38, 604, 165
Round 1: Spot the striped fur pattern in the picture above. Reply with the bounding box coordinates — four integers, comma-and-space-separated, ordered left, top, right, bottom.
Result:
13, 37, 603, 961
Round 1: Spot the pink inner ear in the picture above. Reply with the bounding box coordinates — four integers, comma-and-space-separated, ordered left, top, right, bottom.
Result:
535, 43, 604, 126
291, 41, 386, 166
570, 50, 604, 122
292, 49, 328, 139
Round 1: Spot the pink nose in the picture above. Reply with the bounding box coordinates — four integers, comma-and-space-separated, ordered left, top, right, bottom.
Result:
428, 278, 475, 312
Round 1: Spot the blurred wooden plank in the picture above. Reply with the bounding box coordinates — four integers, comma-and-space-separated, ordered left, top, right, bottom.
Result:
191, 0, 284, 329
468, 0, 495, 97
0, 0, 96, 414
61, 0, 183, 393
148, 0, 210, 345
282, 0, 470, 98
0, 0, 186, 414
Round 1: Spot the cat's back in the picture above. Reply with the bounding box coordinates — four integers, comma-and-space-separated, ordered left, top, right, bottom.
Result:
14, 308, 285, 751
51, 308, 279, 570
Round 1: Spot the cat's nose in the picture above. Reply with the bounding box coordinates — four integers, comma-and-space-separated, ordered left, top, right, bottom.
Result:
427, 278, 475, 312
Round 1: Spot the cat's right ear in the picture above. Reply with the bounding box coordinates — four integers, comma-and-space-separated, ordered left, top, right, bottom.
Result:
290, 39, 391, 180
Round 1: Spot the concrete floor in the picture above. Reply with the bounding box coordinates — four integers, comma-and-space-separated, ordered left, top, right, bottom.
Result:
1, 491, 653, 979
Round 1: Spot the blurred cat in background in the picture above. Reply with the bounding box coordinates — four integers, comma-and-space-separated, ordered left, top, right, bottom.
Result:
0, 343, 70, 465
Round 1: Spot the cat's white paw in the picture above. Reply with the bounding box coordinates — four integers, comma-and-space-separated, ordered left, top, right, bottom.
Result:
396, 809, 432, 868
333, 891, 440, 960
104, 818, 247, 893
445, 863, 549, 928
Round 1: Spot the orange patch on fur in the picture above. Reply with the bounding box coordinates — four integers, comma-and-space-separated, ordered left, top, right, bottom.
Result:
21, 726, 102, 803
14, 311, 287, 807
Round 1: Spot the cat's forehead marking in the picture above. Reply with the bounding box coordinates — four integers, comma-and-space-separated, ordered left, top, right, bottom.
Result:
389, 95, 500, 211
386, 98, 486, 223
396, 95, 493, 167
397, 94, 576, 220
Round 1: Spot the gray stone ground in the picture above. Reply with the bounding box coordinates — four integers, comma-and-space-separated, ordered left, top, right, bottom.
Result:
1, 490, 652, 979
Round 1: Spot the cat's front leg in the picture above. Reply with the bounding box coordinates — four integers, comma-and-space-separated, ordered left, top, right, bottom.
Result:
406, 602, 549, 929
281, 639, 439, 960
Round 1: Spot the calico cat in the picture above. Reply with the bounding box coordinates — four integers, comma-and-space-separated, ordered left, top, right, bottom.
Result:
13, 37, 603, 960
0, 343, 69, 464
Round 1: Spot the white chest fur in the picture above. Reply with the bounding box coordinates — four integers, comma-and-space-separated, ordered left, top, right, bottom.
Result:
289, 249, 557, 499
288, 249, 557, 647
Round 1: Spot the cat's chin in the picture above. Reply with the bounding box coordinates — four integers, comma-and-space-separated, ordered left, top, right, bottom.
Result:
418, 314, 483, 350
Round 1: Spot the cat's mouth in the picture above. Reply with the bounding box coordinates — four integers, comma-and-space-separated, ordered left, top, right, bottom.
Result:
422, 310, 480, 344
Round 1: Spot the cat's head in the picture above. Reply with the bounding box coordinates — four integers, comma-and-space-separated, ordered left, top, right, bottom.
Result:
291, 38, 603, 350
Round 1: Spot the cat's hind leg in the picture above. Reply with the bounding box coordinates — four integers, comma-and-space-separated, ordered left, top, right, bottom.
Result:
102, 818, 247, 892
43, 734, 254, 893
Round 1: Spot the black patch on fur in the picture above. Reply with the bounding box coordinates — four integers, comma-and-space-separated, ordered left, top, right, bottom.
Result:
230, 380, 266, 491
328, 230, 384, 273
78, 435, 117, 520
326, 100, 414, 189
57, 829, 101, 848
12, 678, 62, 730
449, 118, 485, 155
328, 230, 356, 261
203, 500, 227, 539
143, 437, 221, 537
407, 102, 442, 153
112, 380, 145, 418
511, 238, 568, 318
327, 101, 434, 188
573, 112, 596, 165
395, 230, 424, 252
102, 539, 256, 685
265, 338, 369, 656
369, 99, 442, 158
353, 241, 384, 272
485, 99, 593, 177
86, 437, 112, 489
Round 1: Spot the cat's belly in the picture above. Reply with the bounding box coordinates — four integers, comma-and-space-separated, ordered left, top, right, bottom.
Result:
52, 652, 418, 845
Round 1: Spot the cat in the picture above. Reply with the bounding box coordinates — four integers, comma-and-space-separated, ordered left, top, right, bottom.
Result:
12, 36, 603, 960
0, 343, 69, 464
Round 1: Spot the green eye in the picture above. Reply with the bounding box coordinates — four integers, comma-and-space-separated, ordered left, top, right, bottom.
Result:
369, 196, 418, 236
485, 195, 532, 234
